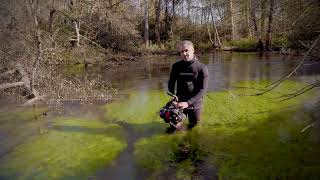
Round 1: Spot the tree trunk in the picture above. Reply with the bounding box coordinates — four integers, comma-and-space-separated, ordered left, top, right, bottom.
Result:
258, 0, 267, 51
144, 0, 149, 47
209, 0, 222, 48
250, 0, 258, 38
229, 0, 236, 41
155, 0, 162, 43
265, 0, 275, 51
204, 8, 215, 48
48, 0, 56, 35
186, 0, 191, 20
164, 0, 170, 40
245, 0, 252, 39
169, 0, 175, 39
73, 20, 80, 47
48, 8, 56, 35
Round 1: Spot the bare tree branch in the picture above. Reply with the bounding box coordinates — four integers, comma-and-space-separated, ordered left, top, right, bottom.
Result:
0, 82, 24, 90
279, 81, 320, 102
16, 63, 31, 91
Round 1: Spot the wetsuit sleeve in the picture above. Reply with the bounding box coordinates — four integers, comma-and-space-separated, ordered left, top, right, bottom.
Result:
187, 65, 209, 106
168, 63, 178, 94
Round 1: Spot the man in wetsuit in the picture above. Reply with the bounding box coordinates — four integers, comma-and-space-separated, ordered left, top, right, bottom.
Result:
168, 40, 209, 128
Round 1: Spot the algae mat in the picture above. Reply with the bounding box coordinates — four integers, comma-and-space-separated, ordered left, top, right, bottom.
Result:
105, 80, 320, 179
0, 118, 126, 180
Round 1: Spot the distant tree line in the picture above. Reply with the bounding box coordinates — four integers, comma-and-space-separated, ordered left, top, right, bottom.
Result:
142, 0, 319, 52
0, 0, 319, 105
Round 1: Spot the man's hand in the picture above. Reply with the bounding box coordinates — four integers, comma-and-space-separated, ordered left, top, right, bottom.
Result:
172, 95, 179, 102
177, 102, 188, 109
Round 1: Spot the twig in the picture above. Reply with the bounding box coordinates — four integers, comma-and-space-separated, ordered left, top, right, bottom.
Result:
226, 89, 236, 98
301, 122, 315, 133
298, 40, 310, 49
279, 81, 320, 102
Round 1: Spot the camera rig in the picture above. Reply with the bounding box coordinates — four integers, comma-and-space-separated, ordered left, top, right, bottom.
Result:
159, 92, 186, 128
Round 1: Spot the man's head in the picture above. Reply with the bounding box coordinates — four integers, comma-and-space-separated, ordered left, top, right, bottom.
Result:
177, 40, 194, 61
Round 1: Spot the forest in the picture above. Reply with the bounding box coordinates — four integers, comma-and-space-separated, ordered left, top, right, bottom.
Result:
0, 0, 319, 104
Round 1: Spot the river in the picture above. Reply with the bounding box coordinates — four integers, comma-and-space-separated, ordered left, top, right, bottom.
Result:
0, 52, 319, 180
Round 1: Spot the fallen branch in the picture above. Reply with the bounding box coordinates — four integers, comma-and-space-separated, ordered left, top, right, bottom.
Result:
16, 63, 31, 91
279, 81, 320, 101
0, 82, 25, 90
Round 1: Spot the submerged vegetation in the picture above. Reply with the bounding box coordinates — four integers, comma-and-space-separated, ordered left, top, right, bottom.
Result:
0, 79, 319, 179
0, 117, 126, 179
105, 80, 319, 179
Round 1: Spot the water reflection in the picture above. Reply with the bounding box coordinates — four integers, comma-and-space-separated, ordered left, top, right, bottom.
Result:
102, 52, 318, 93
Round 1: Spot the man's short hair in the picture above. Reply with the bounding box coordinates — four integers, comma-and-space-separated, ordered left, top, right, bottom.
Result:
177, 40, 194, 50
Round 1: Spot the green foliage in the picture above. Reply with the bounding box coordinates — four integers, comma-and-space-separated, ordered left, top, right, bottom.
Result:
0, 118, 127, 180
141, 43, 167, 54
196, 41, 213, 51
226, 38, 257, 51
272, 36, 290, 49
139, 38, 181, 54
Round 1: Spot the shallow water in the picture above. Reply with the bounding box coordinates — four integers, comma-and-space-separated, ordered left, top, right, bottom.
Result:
0, 52, 319, 180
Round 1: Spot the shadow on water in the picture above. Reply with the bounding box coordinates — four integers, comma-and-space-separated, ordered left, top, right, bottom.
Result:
52, 125, 120, 136
162, 130, 219, 180
95, 120, 166, 180
96, 119, 219, 180
0, 105, 47, 159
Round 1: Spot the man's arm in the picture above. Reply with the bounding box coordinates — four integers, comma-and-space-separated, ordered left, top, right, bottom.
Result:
168, 63, 178, 95
187, 65, 209, 106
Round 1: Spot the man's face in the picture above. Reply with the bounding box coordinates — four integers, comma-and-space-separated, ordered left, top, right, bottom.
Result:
179, 45, 194, 61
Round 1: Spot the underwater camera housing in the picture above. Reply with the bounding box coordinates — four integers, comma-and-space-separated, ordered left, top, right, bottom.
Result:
159, 101, 186, 127
159, 92, 186, 128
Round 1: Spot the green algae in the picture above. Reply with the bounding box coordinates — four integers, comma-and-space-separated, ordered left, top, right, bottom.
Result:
202, 80, 312, 126
0, 117, 127, 180
105, 90, 168, 124
104, 90, 168, 134
108, 80, 319, 179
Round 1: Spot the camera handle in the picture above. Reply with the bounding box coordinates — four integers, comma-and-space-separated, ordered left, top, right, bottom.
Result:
167, 91, 178, 101
166, 92, 194, 110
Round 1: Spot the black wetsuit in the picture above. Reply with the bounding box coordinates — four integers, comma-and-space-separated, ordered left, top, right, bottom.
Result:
168, 56, 209, 126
